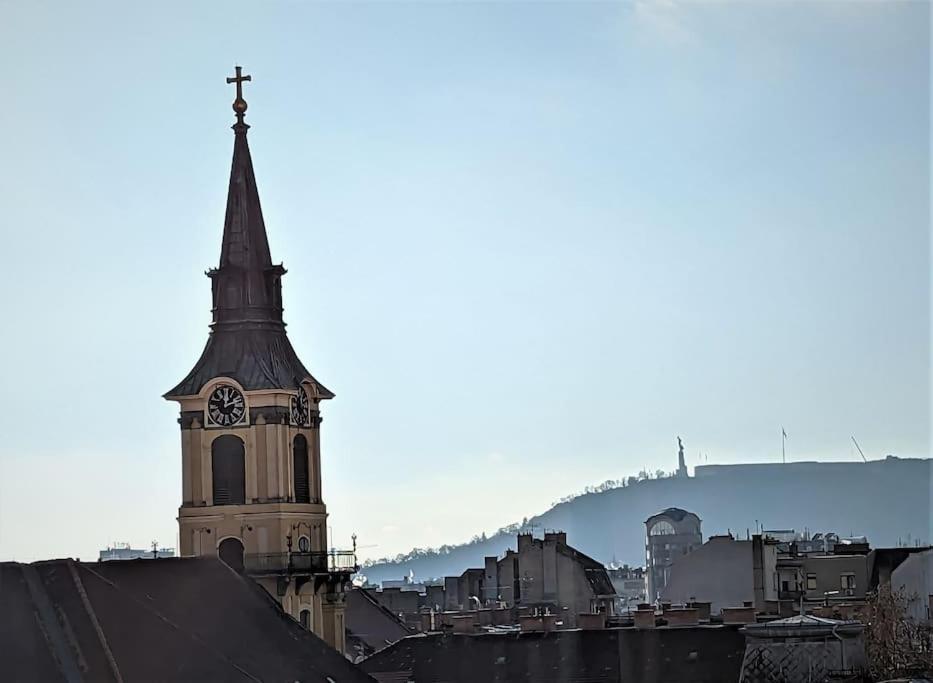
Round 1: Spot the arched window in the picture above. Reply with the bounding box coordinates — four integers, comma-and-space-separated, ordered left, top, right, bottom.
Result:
299, 609, 311, 630
293, 435, 310, 504
298, 536, 310, 553
650, 521, 676, 536
218, 537, 245, 573
212, 435, 245, 505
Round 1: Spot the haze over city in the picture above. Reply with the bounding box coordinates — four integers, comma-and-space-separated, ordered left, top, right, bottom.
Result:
0, 0, 928, 565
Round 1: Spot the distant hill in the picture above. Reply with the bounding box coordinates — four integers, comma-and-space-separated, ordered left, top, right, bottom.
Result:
361, 457, 931, 586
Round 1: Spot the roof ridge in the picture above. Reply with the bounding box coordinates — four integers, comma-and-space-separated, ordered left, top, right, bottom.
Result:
20, 563, 84, 683
66, 560, 123, 683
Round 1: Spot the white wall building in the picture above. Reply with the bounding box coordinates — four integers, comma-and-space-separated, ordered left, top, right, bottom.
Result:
891, 548, 933, 623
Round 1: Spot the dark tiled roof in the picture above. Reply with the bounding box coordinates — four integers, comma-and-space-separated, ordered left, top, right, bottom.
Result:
1, 558, 371, 682
362, 628, 746, 682
165, 327, 333, 397
0, 564, 66, 681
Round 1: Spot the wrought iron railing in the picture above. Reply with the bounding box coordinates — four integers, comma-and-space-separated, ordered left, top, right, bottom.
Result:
244, 550, 358, 576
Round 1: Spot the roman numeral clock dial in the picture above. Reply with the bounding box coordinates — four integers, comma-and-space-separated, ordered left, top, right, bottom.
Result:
208, 384, 246, 427
290, 386, 310, 426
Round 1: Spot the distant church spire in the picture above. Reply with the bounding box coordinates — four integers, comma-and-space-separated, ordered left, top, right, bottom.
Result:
677, 436, 688, 478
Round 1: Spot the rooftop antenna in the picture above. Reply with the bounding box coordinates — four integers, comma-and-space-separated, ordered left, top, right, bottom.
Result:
851, 436, 868, 463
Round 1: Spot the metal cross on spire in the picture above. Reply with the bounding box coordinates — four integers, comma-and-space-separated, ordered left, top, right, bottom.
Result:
226, 65, 252, 124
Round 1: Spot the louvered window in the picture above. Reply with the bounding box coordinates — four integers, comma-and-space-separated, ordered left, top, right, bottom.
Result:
212, 435, 245, 505
293, 435, 310, 503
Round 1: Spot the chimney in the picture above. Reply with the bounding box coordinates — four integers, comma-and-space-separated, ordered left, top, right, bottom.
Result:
517, 533, 533, 552
544, 531, 567, 545
484, 556, 499, 604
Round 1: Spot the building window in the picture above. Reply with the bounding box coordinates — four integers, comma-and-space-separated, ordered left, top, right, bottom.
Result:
806, 573, 817, 591
293, 435, 310, 503
513, 558, 521, 602
650, 521, 676, 536
298, 536, 310, 553
299, 609, 311, 630
211, 435, 245, 505
840, 573, 856, 591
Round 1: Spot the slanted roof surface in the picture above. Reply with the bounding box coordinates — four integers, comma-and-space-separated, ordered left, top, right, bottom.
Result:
766, 614, 848, 626
555, 542, 616, 597
744, 613, 864, 639
362, 628, 746, 682
1, 557, 372, 682
166, 326, 333, 397
346, 589, 412, 657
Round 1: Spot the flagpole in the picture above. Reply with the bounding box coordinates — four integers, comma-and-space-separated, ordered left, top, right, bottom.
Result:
782, 427, 786, 464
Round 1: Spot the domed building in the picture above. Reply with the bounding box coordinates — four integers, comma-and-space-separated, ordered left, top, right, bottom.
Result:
645, 507, 702, 601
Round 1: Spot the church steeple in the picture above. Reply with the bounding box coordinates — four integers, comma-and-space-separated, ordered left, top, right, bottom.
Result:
218, 123, 274, 274
165, 68, 332, 399
165, 69, 349, 655
208, 66, 284, 329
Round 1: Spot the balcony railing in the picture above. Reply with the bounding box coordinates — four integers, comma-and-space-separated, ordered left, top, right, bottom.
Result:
244, 550, 358, 576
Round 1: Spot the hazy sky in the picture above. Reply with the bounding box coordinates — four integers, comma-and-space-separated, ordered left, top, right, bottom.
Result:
0, 1, 928, 563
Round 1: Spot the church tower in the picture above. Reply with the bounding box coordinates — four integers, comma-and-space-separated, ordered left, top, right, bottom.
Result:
165, 67, 352, 653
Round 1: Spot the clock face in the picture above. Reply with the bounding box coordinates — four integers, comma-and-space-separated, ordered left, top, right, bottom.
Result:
208, 384, 246, 427
291, 386, 310, 426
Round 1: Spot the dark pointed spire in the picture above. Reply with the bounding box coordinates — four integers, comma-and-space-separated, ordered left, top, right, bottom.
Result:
165, 68, 333, 399
208, 67, 285, 329
219, 121, 273, 271
220, 66, 272, 272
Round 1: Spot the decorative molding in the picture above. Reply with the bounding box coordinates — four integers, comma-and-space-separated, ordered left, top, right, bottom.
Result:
233, 510, 327, 521
180, 405, 296, 429
177, 513, 225, 523
179, 411, 204, 429
251, 405, 290, 425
